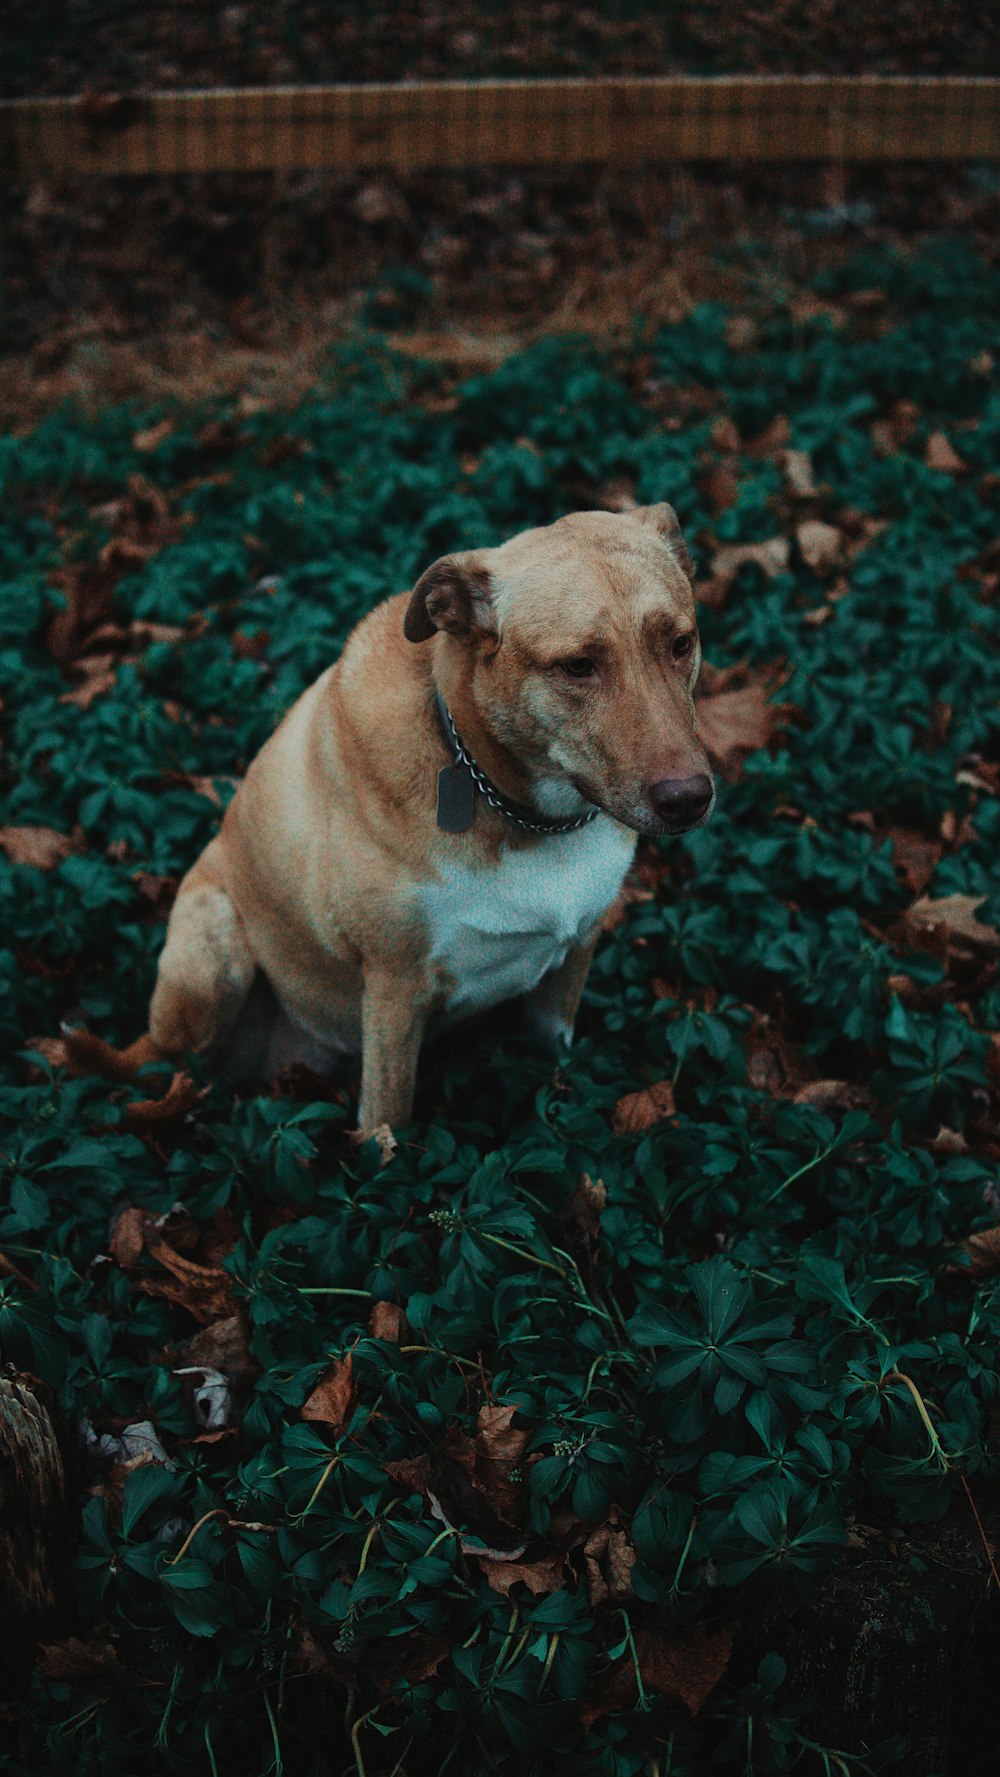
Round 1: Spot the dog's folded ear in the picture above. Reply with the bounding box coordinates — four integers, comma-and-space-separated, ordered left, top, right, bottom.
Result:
633, 502, 694, 580
403, 553, 497, 643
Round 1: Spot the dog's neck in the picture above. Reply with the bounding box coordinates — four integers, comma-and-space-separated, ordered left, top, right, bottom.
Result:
434, 666, 591, 823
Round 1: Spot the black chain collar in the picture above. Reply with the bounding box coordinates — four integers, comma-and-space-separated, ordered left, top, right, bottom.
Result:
434, 692, 600, 837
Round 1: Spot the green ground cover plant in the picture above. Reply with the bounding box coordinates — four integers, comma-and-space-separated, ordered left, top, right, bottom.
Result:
1, 241, 998, 1775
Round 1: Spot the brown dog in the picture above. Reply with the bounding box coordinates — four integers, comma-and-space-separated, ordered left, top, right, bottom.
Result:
96, 506, 713, 1135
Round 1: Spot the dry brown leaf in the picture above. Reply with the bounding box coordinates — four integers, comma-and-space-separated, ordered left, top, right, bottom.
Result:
368, 1300, 406, 1343
426, 1490, 526, 1559
907, 894, 999, 953
699, 464, 739, 514
782, 448, 819, 497
582, 1627, 732, 1727
711, 537, 789, 585
301, 1356, 355, 1432
0, 825, 79, 870
39, 1637, 124, 1685
139, 1236, 237, 1325
385, 1453, 432, 1495
792, 1080, 855, 1111
925, 431, 966, 474
930, 1126, 968, 1154
110, 1205, 149, 1271
479, 1552, 566, 1596
696, 681, 792, 780
710, 416, 741, 452
477, 1403, 530, 1468
958, 1227, 1000, 1280
563, 1172, 606, 1240
25, 1035, 71, 1070
612, 1079, 676, 1135
133, 418, 174, 452
796, 519, 843, 573
60, 655, 118, 709
888, 828, 942, 897
583, 1519, 636, 1606
183, 1315, 257, 1387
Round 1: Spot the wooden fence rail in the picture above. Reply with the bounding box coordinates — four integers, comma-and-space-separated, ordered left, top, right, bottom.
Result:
1, 76, 998, 176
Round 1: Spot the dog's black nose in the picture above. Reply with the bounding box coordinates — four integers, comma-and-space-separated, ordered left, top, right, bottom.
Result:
648, 773, 714, 827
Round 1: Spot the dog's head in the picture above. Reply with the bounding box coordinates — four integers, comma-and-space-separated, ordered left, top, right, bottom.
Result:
404, 506, 714, 838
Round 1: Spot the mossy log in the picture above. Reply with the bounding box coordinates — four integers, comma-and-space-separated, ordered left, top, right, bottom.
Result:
768, 1497, 1000, 1777
0, 1371, 67, 1668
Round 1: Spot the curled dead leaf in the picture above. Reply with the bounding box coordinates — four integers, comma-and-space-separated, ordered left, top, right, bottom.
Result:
139, 1235, 237, 1325
583, 1518, 637, 1606
563, 1172, 606, 1240
301, 1355, 355, 1433
613, 1079, 676, 1135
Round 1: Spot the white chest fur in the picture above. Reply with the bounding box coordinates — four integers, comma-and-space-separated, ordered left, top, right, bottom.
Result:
419, 818, 635, 1021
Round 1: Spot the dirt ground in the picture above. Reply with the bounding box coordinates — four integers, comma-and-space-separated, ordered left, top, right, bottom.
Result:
4, 157, 999, 427
2, 3, 998, 424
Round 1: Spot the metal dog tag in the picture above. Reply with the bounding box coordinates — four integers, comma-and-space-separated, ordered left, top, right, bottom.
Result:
437, 763, 475, 833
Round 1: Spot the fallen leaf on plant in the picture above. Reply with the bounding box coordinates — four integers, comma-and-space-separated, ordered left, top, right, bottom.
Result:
782, 449, 819, 496
583, 1517, 636, 1605
0, 826, 80, 870
581, 1627, 733, 1726
301, 1355, 355, 1432
696, 677, 793, 780
925, 431, 965, 473
796, 519, 842, 573
563, 1173, 606, 1240
368, 1300, 406, 1342
711, 537, 789, 586
478, 1551, 566, 1596
613, 1079, 676, 1134
906, 894, 999, 953
476, 1403, 530, 1468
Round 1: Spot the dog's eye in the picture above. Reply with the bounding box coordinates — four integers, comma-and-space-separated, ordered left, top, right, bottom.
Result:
556, 656, 597, 680
672, 633, 695, 661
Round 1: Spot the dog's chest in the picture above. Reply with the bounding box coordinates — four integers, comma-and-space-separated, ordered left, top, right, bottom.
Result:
420, 819, 635, 1019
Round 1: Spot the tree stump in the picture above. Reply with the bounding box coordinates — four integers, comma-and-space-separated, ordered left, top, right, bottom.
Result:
0, 1371, 67, 1671
769, 1496, 1000, 1777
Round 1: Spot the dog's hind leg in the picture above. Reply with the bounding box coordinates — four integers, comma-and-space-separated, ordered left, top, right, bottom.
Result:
61, 849, 257, 1083
148, 849, 257, 1064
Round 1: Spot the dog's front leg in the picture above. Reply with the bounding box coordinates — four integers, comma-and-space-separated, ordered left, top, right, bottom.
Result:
357, 965, 433, 1137
523, 928, 601, 1052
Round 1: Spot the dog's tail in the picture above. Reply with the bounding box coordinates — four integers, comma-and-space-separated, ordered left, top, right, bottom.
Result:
60, 1027, 166, 1083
